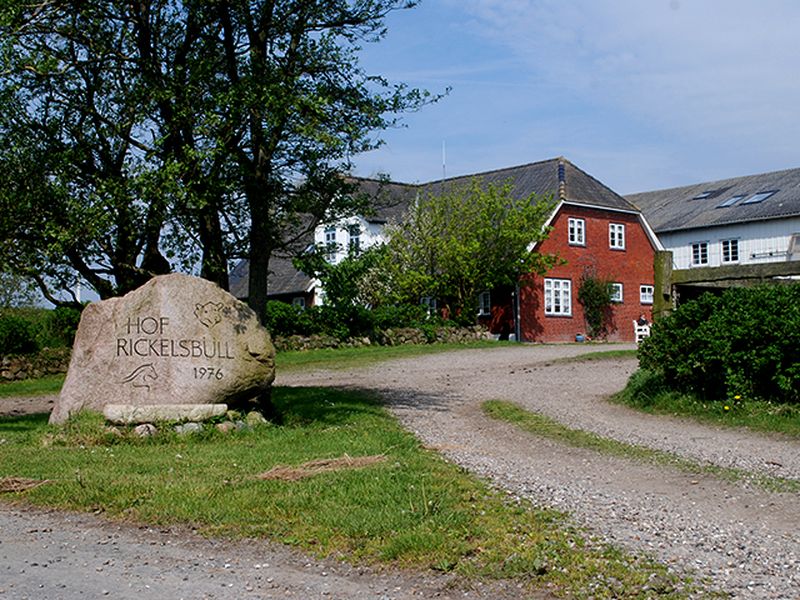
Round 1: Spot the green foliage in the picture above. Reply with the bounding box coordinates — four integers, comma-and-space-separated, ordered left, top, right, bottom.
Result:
0, 2, 437, 307
264, 299, 446, 342
615, 369, 800, 439
0, 307, 81, 352
380, 179, 558, 324
47, 306, 82, 347
577, 270, 614, 338
0, 313, 38, 354
294, 245, 386, 310
639, 285, 800, 403
0, 270, 38, 308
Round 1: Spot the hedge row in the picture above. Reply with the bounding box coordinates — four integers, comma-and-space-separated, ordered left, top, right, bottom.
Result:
0, 307, 82, 355
638, 285, 800, 403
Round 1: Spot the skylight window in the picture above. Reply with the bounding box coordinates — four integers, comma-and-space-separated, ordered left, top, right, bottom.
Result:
717, 194, 746, 208
742, 191, 777, 204
692, 191, 715, 200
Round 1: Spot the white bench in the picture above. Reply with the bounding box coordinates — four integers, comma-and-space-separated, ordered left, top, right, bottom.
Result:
633, 320, 651, 344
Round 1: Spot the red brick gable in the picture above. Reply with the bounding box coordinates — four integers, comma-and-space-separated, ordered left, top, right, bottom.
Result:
518, 204, 656, 342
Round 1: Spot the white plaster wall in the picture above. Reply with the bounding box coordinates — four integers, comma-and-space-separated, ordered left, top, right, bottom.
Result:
660, 217, 800, 269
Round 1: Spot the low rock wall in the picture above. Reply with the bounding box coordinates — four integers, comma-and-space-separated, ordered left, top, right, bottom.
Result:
1, 348, 71, 381
273, 326, 492, 352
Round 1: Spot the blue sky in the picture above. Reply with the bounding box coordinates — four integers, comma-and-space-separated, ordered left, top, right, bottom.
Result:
352, 0, 800, 194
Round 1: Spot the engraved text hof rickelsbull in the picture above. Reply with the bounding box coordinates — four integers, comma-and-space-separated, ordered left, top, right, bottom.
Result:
50, 274, 276, 424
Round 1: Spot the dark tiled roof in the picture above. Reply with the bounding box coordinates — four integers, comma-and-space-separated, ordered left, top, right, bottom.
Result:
418, 157, 637, 212
627, 167, 800, 233
346, 177, 418, 224
228, 254, 313, 300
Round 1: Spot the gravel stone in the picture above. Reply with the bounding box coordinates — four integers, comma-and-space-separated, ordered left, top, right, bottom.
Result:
279, 344, 800, 599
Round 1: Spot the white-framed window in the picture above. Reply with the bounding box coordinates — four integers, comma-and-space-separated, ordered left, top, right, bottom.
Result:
640, 285, 654, 305
691, 242, 709, 266
568, 218, 585, 246
324, 226, 337, 262
609, 282, 623, 303
544, 278, 572, 316
477, 291, 491, 316
348, 223, 361, 252
292, 297, 306, 309
420, 296, 437, 317
721, 239, 739, 263
609, 223, 626, 250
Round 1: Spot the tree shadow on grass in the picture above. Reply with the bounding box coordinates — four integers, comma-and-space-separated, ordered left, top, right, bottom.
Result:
273, 386, 388, 427
0, 412, 49, 433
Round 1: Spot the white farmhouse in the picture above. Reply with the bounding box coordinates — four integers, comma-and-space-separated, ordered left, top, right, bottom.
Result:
628, 166, 800, 305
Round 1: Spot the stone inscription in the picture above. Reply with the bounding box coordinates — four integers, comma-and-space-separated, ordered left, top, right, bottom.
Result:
116, 315, 234, 361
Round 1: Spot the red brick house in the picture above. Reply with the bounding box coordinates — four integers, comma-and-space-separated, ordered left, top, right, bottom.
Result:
465, 158, 661, 343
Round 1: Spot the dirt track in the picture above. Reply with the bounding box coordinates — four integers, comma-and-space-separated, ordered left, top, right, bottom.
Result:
2, 344, 800, 598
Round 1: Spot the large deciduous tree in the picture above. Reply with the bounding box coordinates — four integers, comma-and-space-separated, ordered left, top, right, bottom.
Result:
381, 179, 559, 322
0, 1, 434, 317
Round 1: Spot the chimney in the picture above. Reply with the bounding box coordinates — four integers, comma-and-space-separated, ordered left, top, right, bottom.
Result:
557, 158, 566, 200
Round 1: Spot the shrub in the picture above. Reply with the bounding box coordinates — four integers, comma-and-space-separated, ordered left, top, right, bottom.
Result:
47, 306, 83, 347
639, 285, 800, 403
0, 314, 39, 354
577, 270, 614, 339
263, 301, 319, 337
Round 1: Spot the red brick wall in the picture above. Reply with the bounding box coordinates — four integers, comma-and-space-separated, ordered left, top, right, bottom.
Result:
519, 205, 656, 343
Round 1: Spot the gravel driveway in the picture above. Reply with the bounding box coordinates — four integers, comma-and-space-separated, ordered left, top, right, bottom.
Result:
3, 344, 799, 599
279, 344, 800, 599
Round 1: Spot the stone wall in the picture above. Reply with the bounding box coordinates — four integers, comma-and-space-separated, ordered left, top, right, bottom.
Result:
272, 326, 493, 352
1, 348, 71, 381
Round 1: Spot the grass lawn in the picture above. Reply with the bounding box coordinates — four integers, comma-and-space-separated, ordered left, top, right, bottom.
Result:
613, 369, 800, 439
0, 373, 65, 398
0, 383, 698, 598
274, 340, 513, 371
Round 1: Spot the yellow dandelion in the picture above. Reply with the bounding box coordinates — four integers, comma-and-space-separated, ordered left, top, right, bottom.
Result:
724, 405, 730, 411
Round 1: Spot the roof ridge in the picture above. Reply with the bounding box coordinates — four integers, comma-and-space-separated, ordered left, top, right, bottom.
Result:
560, 159, 638, 209
417, 157, 562, 185
627, 165, 800, 197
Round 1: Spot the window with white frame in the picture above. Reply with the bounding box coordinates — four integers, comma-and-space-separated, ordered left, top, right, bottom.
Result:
640, 285, 654, 305
420, 296, 437, 317
609, 223, 625, 250
721, 239, 739, 263
324, 226, 337, 262
544, 278, 572, 316
477, 291, 491, 316
568, 218, 585, 245
691, 242, 709, 266
609, 282, 623, 303
292, 297, 306, 309
348, 223, 361, 253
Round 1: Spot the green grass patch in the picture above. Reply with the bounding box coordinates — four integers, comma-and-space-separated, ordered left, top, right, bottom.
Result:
483, 400, 800, 494
275, 341, 511, 371
0, 386, 701, 598
0, 373, 65, 398
553, 348, 638, 363
613, 369, 800, 439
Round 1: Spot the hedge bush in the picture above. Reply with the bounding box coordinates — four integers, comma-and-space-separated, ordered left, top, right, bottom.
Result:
638, 285, 800, 403
0, 306, 83, 355
0, 314, 39, 354
263, 300, 450, 342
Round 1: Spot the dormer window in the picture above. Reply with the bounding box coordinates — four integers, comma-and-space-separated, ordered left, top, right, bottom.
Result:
742, 191, 777, 204
717, 194, 746, 208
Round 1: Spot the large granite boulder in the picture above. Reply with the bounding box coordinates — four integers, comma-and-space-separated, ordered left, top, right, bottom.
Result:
50, 274, 275, 424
